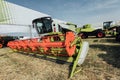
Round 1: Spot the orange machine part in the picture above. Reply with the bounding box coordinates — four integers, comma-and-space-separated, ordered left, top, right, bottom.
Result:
7, 32, 76, 57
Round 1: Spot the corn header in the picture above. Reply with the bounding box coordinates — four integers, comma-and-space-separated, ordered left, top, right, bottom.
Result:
7, 17, 89, 78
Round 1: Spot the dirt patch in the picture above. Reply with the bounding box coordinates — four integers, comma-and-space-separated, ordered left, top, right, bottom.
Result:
0, 37, 120, 80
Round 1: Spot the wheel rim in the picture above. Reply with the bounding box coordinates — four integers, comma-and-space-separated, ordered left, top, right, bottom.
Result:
98, 32, 103, 38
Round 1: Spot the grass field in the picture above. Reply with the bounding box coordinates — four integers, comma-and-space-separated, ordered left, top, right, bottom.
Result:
0, 37, 120, 80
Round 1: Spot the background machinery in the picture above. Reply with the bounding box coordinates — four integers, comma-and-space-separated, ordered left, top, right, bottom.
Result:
116, 26, 120, 42
76, 24, 105, 38
103, 21, 120, 36
0, 36, 17, 48
7, 17, 89, 78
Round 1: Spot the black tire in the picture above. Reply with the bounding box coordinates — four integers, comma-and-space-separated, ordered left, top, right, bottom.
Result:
116, 34, 120, 42
78, 33, 88, 39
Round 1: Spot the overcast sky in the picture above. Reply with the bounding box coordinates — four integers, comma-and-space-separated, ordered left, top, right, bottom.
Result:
7, 0, 120, 27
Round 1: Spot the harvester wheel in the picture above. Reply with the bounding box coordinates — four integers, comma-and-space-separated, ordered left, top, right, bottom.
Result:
78, 33, 88, 39
96, 32, 104, 38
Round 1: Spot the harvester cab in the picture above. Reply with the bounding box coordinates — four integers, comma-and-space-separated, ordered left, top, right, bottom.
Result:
32, 17, 77, 35
7, 17, 89, 78
32, 17, 53, 34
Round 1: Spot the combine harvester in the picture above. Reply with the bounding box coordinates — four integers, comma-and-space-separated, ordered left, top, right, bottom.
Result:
8, 17, 89, 78
0, 0, 89, 77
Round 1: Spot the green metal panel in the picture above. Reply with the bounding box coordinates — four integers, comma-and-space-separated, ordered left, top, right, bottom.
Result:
0, 0, 12, 24
0, 0, 6, 23
76, 24, 95, 33
80, 28, 95, 32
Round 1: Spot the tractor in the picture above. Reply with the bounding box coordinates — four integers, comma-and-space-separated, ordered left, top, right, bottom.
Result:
103, 21, 120, 41
76, 24, 105, 39
103, 21, 119, 36
7, 17, 89, 78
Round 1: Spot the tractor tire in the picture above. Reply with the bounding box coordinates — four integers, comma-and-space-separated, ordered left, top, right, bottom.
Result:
0, 44, 3, 48
96, 32, 105, 38
78, 33, 88, 39
116, 34, 120, 42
